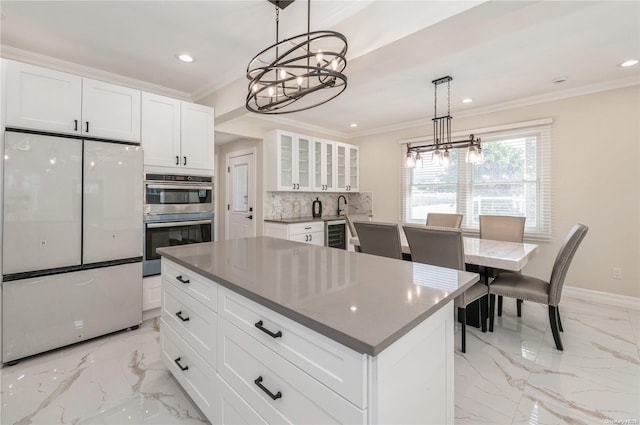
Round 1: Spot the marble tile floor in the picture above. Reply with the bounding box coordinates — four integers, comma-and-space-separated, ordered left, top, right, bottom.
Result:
1, 296, 638, 425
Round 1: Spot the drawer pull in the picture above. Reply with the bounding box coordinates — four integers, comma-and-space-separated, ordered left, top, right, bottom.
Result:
254, 376, 282, 400
175, 311, 190, 322
254, 320, 282, 338
174, 357, 189, 371
176, 275, 190, 284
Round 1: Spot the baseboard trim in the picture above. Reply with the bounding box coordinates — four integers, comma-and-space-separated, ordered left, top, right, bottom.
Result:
142, 307, 161, 322
563, 286, 640, 311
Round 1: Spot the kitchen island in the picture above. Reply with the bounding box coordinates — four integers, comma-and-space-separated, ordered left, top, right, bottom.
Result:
157, 236, 479, 424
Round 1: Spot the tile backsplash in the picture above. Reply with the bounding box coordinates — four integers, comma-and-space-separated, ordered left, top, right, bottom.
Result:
265, 192, 373, 220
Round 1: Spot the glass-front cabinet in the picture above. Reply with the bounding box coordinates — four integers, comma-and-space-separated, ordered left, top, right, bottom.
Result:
265, 130, 313, 191
336, 142, 359, 192
312, 139, 336, 192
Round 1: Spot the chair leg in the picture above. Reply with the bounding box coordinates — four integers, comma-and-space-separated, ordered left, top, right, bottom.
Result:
557, 307, 563, 332
489, 294, 496, 332
517, 299, 523, 317
461, 307, 467, 353
548, 305, 564, 351
497, 295, 503, 316
480, 296, 487, 333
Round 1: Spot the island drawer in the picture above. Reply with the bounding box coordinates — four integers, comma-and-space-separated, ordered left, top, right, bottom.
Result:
162, 259, 218, 311
218, 318, 366, 424
218, 286, 367, 409
288, 221, 324, 236
217, 374, 269, 425
161, 319, 218, 422
162, 282, 217, 369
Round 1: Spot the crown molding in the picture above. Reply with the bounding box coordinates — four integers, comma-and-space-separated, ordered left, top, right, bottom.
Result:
253, 115, 349, 140
1, 45, 193, 101
345, 76, 640, 140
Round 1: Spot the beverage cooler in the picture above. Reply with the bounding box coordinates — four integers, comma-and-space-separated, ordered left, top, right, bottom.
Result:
2, 131, 143, 364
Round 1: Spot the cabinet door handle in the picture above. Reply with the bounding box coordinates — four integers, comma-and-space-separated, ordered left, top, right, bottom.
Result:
176, 156, 179, 165
176, 275, 190, 284
85, 121, 89, 133
183, 156, 187, 166
309, 234, 312, 242
254, 320, 282, 338
254, 376, 282, 400
305, 235, 309, 242
174, 357, 189, 371
175, 311, 190, 322
74, 120, 78, 131
247, 215, 253, 220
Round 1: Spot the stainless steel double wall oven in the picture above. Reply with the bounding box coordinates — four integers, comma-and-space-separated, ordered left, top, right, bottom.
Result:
143, 173, 214, 276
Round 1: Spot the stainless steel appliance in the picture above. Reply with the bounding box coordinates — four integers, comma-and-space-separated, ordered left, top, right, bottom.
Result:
143, 173, 214, 276
2, 130, 143, 363
325, 219, 347, 249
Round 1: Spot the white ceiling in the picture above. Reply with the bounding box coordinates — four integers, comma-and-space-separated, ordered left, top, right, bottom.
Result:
1, 1, 639, 140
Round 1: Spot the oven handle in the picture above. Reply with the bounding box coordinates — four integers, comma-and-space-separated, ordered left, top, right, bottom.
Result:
145, 184, 213, 191
146, 219, 212, 229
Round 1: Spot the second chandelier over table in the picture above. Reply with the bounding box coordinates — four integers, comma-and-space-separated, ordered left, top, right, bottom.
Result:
246, 0, 348, 114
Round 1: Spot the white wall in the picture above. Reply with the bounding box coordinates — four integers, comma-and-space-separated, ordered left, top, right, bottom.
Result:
350, 85, 640, 299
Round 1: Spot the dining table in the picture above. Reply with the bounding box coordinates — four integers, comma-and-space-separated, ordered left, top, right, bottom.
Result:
349, 229, 539, 328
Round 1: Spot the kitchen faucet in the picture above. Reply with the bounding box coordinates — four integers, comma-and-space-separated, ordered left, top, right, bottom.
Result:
337, 195, 347, 216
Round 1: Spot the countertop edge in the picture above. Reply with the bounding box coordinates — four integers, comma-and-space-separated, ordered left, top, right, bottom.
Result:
157, 247, 479, 356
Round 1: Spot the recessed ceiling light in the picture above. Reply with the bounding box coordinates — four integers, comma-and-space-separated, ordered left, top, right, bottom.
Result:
176, 53, 194, 63
349, 123, 358, 128
461, 98, 473, 104
620, 59, 639, 67
551, 76, 568, 84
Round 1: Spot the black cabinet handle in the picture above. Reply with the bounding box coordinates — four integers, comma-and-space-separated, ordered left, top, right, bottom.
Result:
305, 235, 309, 242
176, 156, 179, 165
174, 357, 189, 371
254, 320, 282, 338
183, 156, 187, 166
309, 234, 312, 242
175, 311, 190, 322
254, 376, 282, 400
247, 215, 253, 220
176, 275, 190, 284
85, 121, 89, 133
74, 120, 78, 131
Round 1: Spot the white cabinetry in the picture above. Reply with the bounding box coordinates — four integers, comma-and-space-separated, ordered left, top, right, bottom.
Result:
313, 138, 336, 192
264, 221, 324, 246
141, 93, 214, 174
336, 142, 359, 192
265, 130, 312, 191
5, 60, 141, 143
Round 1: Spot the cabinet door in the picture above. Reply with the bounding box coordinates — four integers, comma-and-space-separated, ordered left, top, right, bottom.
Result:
296, 135, 312, 191
181, 102, 215, 172
83, 141, 143, 263
347, 144, 359, 192
336, 143, 347, 191
5, 60, 82, 135
2, 133, 82, 275
278, 132, 295, 190
325, 141, 336, 191
313, 139, 324, 191
82, 78, 141, 142
141, 92, 181, 168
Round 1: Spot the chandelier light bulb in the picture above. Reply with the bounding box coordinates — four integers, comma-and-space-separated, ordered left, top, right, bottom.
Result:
433, 148, 443, 164
332, 59, 338, 71
252, 83, 259, 93
297, 76, 304, 86
442, 149, 451, 168
279, 68, 287, 79
268, 86, 275, 97
316, 49, 324, 64
406, 152, 415, 168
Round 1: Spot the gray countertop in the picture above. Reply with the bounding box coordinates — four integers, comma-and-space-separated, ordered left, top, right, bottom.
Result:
264, 215, 346, 224
157, 237, 479, 356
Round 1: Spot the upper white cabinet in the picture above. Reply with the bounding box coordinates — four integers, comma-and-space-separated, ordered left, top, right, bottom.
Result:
141, 93, 214, 174
336, 142, 359, 192
5, 60, 141, 143
312, 139, 336, 192
265, 130, 312, 191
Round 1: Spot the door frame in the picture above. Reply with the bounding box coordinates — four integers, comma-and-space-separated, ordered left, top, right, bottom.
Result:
225, 147, 257, 240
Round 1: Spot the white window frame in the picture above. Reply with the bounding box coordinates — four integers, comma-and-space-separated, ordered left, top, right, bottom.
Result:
400, 118, 552, 240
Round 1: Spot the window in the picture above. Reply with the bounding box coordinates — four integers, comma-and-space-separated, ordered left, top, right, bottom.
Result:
401, 119, 552, 239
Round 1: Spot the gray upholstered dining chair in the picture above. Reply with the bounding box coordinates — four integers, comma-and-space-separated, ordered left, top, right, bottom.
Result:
353, 222, 402, 260
479, 214, 526, 317
403, 225, 487, 353
488, 224, 588, 351
425, 213, 463, 228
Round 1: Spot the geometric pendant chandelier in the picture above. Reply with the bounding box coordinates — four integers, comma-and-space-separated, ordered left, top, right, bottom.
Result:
246, 0, 348, 114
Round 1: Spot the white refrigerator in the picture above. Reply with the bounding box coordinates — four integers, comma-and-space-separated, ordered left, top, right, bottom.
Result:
2, 131, 143, 363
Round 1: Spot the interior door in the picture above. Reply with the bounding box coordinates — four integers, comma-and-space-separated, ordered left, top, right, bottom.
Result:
83, 141, 143, 263
2, 132, 82, 274
226, 152, 256, 240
